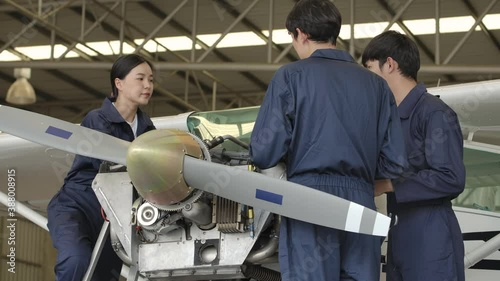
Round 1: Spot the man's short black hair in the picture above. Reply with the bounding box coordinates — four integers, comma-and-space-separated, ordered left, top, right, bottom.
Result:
362, 31, 420, 81
286, 0, 342, 45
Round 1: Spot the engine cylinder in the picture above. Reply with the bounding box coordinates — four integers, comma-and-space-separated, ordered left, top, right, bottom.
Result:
182, 201, 213, 227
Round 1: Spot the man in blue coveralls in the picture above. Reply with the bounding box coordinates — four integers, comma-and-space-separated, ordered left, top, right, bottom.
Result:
362, 31, 466, 281
249, 1, 408, 280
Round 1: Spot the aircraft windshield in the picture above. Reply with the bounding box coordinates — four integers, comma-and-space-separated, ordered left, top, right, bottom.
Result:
453, 148, 500, 213
187, 106, 260, 152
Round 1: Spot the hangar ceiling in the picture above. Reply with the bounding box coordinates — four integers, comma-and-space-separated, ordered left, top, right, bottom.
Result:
0, 0, 499, 122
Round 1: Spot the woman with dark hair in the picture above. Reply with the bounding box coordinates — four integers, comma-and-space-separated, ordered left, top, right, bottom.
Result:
47, 54, 156, 280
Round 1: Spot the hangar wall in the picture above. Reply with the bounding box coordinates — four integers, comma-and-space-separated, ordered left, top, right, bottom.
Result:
0, 216, 56, 281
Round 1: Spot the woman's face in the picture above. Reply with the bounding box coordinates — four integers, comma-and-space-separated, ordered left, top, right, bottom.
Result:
115, 62, 154, 106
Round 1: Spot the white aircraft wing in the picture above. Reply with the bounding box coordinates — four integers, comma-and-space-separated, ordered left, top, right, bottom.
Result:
429, 80, 500, 211
428, 80, 500, 278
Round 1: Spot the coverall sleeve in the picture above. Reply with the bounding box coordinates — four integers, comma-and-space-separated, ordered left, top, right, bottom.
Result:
376, 84, 408, 179
395, 110, 466, 202
250, 77, 293, 169
81, 112, 111, 132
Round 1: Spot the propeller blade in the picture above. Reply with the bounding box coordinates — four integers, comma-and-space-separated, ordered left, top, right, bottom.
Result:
183, 156, 390, 236
0, 105, 129, 165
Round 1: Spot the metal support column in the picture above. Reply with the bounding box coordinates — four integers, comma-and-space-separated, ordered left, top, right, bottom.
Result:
267, 0, 274, 63
435, 0, 440, 64
350, 0, 355, 57
119, 0, 126, 55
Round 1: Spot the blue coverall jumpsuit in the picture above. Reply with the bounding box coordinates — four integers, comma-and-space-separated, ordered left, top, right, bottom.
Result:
250, 49, 408, 281
47, 97, 155, 281
386, 84, 466, 281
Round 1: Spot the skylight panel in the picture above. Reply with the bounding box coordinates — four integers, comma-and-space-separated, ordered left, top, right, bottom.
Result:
262, 29, 292, 44
83, 41, 135, 55
353, 22, 388, 39
402, 19, 436, 35
85, 42, 114, 55
134, 39, 167, 53
197, 31, 266, 48
482, 13, 500, 30
0, 50, 22, 61
440, 16, 480, 33
108, 41, 136, 54
154, 36, 200, 51
75, 43, 98, 56
338, 23, 404, 39
15, 45, 78, 59
338, 25, 351, 40
1, 13, 499, 62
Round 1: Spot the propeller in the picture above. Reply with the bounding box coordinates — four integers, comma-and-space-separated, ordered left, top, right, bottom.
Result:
0, 105, 129, 165
183, 156, 390, 236
0, 105, 390, 236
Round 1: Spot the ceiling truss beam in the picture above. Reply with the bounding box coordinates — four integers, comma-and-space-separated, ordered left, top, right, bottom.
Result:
462, 0, 500, 51
2, 61, 500, 74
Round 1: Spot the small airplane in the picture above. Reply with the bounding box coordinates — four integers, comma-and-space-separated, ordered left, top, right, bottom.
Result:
1, 79, 500, 280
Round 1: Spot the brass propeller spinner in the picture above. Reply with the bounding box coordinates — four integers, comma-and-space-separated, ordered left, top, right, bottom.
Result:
126, 129, 204, 207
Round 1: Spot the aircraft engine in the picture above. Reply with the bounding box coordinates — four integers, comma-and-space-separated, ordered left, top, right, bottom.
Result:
126, 129, 210, 210
135, 202, 183, 237
121, 130, 261, 244
134, 196, 217, 241
91, 131, 283, 280
132, 188, 258, 242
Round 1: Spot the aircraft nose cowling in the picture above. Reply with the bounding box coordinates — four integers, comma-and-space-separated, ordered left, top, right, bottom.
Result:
126, 129, 204, 207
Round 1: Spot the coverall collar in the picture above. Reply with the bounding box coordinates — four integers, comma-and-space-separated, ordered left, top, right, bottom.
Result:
398, 83, 427, 119
100, 97, 154, 127
309, 49, 356, 64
